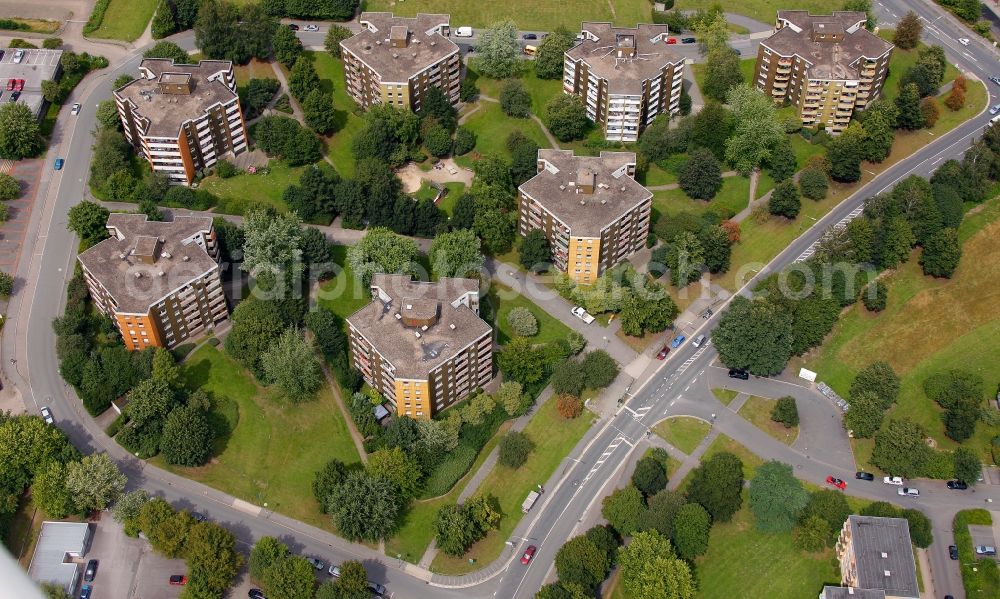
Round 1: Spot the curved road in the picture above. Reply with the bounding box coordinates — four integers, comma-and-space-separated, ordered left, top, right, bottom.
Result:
5, 2, 1000, 597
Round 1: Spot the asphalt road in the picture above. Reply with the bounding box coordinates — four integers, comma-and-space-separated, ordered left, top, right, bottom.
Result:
5, 2, 1000, 598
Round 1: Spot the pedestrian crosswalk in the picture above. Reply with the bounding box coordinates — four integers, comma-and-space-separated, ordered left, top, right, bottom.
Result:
794, 205, 865, 263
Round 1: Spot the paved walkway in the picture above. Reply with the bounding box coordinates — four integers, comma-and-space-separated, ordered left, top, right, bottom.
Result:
647, 170, 738, 192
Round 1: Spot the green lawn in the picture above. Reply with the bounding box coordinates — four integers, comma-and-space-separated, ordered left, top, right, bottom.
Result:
653, 416, 711, 455
162, 345, 362, 531
199, 160, 304, 215
234, 59, 277, 88
456, 101, 552, 168
467, 63, 563, 118
954, 510, 1000, 597
88, 0, 157, 41
676, 0, 830, 22
693, 58, 758, 100
738, 395, 798, 446
802, 197, 1000, 463
430, 397, 593, 574
308, 51, 363, 177
434, 182, 468, 216
362, 0, 651, 31
711, 388, 740, 406
486, 281, 573, 346
652, 175, 750, 221
317, 244, 372, 320
879, 30, 962, 103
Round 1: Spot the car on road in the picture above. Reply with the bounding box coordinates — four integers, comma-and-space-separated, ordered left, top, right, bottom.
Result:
666, 37, 677, 44
826, 476, 846, 490
368, 581, 387, 595
656, 345, 670, 360
286, 23, 299, 31
12, 49, 23, 63
991, 76, 1000, 86
455, 26, 473, 37
303, 24, 319, 32
249, 589, 266, 599
947, 480, 968, 490
80, 585, 92, 599
328, 565, 341, 577
169, 575, 187, 585
855, 471, 874, 481
990, 103, 1000, 115
670, 335, 686, 348
14, 79, 23, 91
958, 38, 970, 46
71, 103, 81, 115
571, 306, 595, 324
732, 48, 741, 55
40, 406, 54, 425
190, 511, 208, 522
520, 545, 537, 564
692, 334, 707, 348
883, 476, 903, 486
976, 545, 997, 556
949, 545, 959, 560
54, 158, 64, 170
897, 487, 919, 497
728, 368, 748, 380
9, 91, 19, 102
681, 37, 696, 44
84, 559, 98, 582
5, 79, 13, 91
305, 557, 325, 570
523, 33, 537, 40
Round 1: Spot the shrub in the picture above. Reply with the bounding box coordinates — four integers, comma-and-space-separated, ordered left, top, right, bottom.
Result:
498, 431, 534, 469
556, 394, 584, 419
215, 160, 236, 179
798, 168, 828, 200
506, 307, 538, 337
0, 270, 12, 296
0, 203, 8, 223
499, 79, 531, 118
862, 281, 887, 312
920, 97, 940, 128
769, 180, 801, 219
770, 396, 799, 428
43, 38, 63, 49
453, 127, 476, 155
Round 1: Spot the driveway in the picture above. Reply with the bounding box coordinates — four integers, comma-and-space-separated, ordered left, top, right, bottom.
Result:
80, 515, 148, 599
0, 0, 90, 21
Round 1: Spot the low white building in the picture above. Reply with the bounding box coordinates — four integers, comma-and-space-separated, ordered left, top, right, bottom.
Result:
28, 522, 92, 594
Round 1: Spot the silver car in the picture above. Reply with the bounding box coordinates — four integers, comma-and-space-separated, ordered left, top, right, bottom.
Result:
40, 406, 54, 425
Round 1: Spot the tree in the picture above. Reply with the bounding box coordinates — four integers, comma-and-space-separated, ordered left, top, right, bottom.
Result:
920, 227, 961, 278
860, 111, 894, 163
454, 127, 476, 155
423, 125, 452, 157
749, 460, 808, 532
554, 394, 583, 419
945, 81, 967, 111
249, 536, 288, 580
347, 227, 419, 286
312, 459, 347, 513
143, 40, 187, 65
601, 485, 645, 535
497, 337, 545, 383
499, 79, 531, 117
713, 296, 793, 376
724, 85, 785, 176
954, 446, 982, 484
850, 361, 900, 409
690, 101, 732, 161
766, 137, 797, 182
252, 116, 321, 165
149, 510, 195, 558
618, 531, 695, 599
637, 489, 685, 537
303, 89, 336, 134
506, 307, 538, 337
288, 56, 320, 100
795, 515, 832, 551
862, 281, 887, 312
770, 396, 799, 428
428, 228, 484, 278
67, 201, 110, 245
65, 453, 126, 513
497, 431, 534, 469
185, 521, 243, 598
896, 83, 925, 129
546, 95, 589, 142
224, 298, 286, 379
672, 503, 711, 560
665, 231, 704, 288
435, 504, 478, 555
582, 350, 619, 389
241, 209, 302, 275
799, 168, 829, 200
920, 97, 940, 127
679, 147, 722, 200
798, 489, 851, 543
827, 126, 863, 183
160, 404, 212, 466
94, 100, 121, 131
323, 24, 352, 57
33, 461, 73, 519
111, 489, 150, 526
619, 287, 679, 337
0, 99, 41, 159
687, 452, 744, 522
872, 418, 931, 478
519, 229, 551, 270
477, 21, 520, 78
474, 209, 515, 254
273, 24, 303, 67
769, 180, 801, 219
632, 457, 667, 496
261, 328, 323, 402
329, 471, 401, 541
703, 47, 744, 102
844, 391, 885, 438
878, 216, 915, 270
535, 27, 575, 78
894, 11, 922, 49
555, 535, 609, 592
367, 446, 422, 500
495, 381, 524, 417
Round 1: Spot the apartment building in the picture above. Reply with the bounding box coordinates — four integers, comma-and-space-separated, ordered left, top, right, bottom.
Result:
754, 11, 893, 133
78, 214, 228, 351
346, 275, 493, 418
832, 516, 919, 599
517, 150, 652, 284
114, 58, 248, 185
563, 22, 685, 142
340, 12, 461, 111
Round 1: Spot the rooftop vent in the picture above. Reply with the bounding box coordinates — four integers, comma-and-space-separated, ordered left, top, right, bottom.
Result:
394, 313, 402, 319
412, 52, 417, 58
182, 256, 190, 262
134, 272, 142, 278
579, 200, 586, 205
601, 199, 607, 205
880, 552, 888, 559
414, 331, 422, 338
620, 185, 626, 192
883, 571, 891, 577
161, 252, 171, 259
375, 40, 381, 45
119, 252, 128, 260
421, 325, 429, 331
430, 41, 436, 46
449, 323, 456, 330
392, 53, 399, 59
158, 271, 165, 277
406, 304, 413, 310
559, 185, 566, 191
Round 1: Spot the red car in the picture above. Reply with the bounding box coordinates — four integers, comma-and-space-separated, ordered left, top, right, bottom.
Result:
666, 37, 678, 44
826, 476, 846, 490
14, 79, 24, 91
520, 545, 537, 565
5, 79, 13, 91
656, 346, 670, 360
168, 575, 187, 586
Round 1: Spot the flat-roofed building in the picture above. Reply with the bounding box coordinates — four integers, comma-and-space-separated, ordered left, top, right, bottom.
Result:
834, 515, 919, 599
346, 275, 492, 418
27, 522, 92, 594
114, 58, 248, 185
754, 11, 893, 133
517, 150, 652, 284
820, 587, 886, 599
563, 22, 685, 142
340, 12, 461, 111
77, 214, 228, 351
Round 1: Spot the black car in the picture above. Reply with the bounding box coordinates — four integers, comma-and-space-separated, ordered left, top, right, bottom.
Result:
855, 471, 875, 481
522, 33, 537, 40
9, 91, 19, 102
681, 37, 696, 44
947, 480, 968, 490
249, 589, 266, 599
991, 76, 1000, 86
84, 559, 98, 582
191, 511, 208, 522
728, 368, 749, 380
949, 545, 959, 560
287, 23, 299, 31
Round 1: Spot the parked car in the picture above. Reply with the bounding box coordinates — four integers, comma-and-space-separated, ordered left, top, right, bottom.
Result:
949, 545, 959, 560
9, 91, 19, 101
328, 565, 341, 577
976, 545, 997, 556
666, 37, 677, 44
14, 79, 23, 91
826, 476, 846, 490
169, 575, 188, 585
286, 23, 299, 31
80, 585, 92, 599
455, 26, 473, 37
71, 103, 81, 115
728, 368, 749, 380
368, 581, 387, 595
84, 559, 98, 582
190, 511, 208, 522
5, 79, 13, 91
306, 557, 325, 570
40, 406, 53, 425
991, 76, 1000, 86
681, 37, 696, 44
249, 590, 266, 599
692, 334, 707, 348
303, 24, 319, 32
883, 476, 903, 486
670, 335, 686, 349
732, 48, 741, 55
947, 480, 968, 490
990, 103, 1000, 115
656, 346, 670, 360
571, 306, 595, 324
54, 158, 64, 170
13, 49, 24, 63
897, 487, 919, 497
522, 33, 537, 40
855, 471, 874, 481
520, 545, 537, 565
958, 37, 970, 46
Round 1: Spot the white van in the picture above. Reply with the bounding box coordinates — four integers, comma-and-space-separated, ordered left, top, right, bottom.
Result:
692, 334, 707, 348
455, 26, 473, 37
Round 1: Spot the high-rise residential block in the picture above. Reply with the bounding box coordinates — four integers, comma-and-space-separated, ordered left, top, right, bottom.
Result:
832, 515, 919, 599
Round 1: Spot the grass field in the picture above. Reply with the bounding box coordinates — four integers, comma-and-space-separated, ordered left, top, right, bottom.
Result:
163, 345, 362, 531
467, 63, 563, 117
651, 175, 751, 221
434, 182, 468, 216
455, 102, 552, 168
653, 416, 712, 455
363, 0, 650, 31
712, 388, 740, 406
317, 244, 372, 320
677, 0, 830, 22
199, 160, 304, 215
308, 52, 364, 178
692, 58, 758, 99
0, 18, 60, 34
697, 433, 764, 481
738, 395, 799, 446
234, 59, 276, 88
430, 399, 593, 574
87, 0, 157, 41
802, 197, 1000, 462
878, 30, 962, 103
487, 281, 573, 345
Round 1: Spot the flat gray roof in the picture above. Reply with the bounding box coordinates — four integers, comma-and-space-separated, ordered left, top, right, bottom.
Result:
764, 11, 893, 80
821, 587, 886, 599
519, 150, 651, 237
566, 22, 684, 95
0, 47, 63, 118
28, 522, 90, 593
341, 13, 458, 83
847, 515, 919, 598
